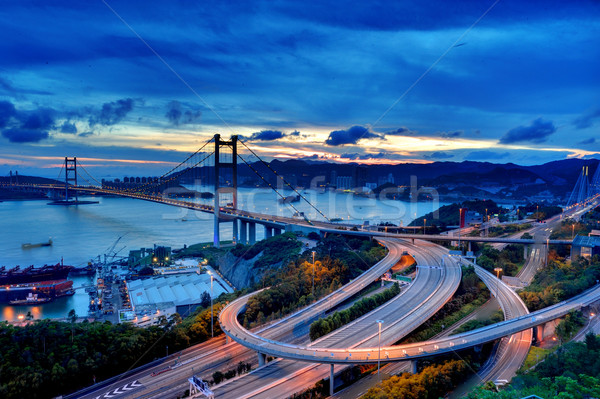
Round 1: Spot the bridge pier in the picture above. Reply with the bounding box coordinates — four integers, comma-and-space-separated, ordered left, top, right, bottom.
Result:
524, 245, 529, 260
232, 219, 239, 244
240, 221, 248, 244
535, 324, 544, 342
249, 222, 256, 244
274, 227, 282, 236
265, 226, 273, 238
330, 364, 335, 396
410, 360, 418, 374
468, 241, 472, 252
257, 352, 267, 367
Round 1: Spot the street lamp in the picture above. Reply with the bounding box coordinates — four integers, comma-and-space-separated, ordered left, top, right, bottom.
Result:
423, 218, 426, 235
458, 209, 463, 252
208, 272, 214, 338
376, 320, 384, 379
572, 224, 575, 239
546, 238, 550, 267
312, 251, 316, 298
494, 268, 502, 299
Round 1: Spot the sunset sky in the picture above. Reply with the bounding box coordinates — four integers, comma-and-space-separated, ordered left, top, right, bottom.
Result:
1, 1, 600, 177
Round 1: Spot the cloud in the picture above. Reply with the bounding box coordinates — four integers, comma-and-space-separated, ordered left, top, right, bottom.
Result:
2, 128, 49, 143
0, 101, 17, 128
289, 130, 301, 136
440, 131, 462, 139
89, 98, 134, 126
385, 127, 415, 136
465, 150, 510, 160
499, 118, 556, 144
325, 125, 382, 146
425, 151, 454, 159
78, 131, 94, 137
165, 100, 202, 126
60, 121, 77, 134
573, 107, 600, 129
578, 137, 596, 145
247, 130, 285, 141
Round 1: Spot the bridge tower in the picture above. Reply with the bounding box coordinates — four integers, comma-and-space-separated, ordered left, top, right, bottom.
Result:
213, 134, 238, 248
65, 157, 78, 202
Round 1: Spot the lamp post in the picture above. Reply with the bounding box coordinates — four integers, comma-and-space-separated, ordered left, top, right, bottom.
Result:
376, 319, 384, 379
312, 251, 316, 298
494, 268, 502, 299
546, 238, 550, 267
423, 218, 426, 235
209, 272, 214, 338
458, 209, 463, 252
572, 224, 575, 239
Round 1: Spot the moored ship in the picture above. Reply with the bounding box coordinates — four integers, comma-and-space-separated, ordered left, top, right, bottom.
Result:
0, 279, 74, 303
0, 261, 73, 286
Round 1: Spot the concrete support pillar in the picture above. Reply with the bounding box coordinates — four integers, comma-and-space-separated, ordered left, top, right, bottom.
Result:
226, 335, 230, 344
535, 324, 544, 342
257, 352, 266, 367
468, 241, 472, 252
240, 221, 248, 244
265, 226, 273, 238
214, 220, 220, 249
524, 245, 529, 260
410, 360, 418, 374
232, 219, 238, 244
249, 222, 256, 244
330, 364, 335, 396
274, 227, 282, 236
411, 238, 415, 244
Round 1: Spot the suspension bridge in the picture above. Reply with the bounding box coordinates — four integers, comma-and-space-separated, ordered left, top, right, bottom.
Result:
2, 135, 338, 248
1, 135, 596, 248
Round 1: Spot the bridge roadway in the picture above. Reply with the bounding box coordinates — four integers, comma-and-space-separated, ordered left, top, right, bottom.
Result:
218, 271, 600, 367
5, 184, 573, 246
74, 237, 420, 399
215, 240, 461, 398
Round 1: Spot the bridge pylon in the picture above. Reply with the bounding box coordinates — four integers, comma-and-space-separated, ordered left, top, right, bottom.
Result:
65, 157, 78, 202
213, 134, 238, 248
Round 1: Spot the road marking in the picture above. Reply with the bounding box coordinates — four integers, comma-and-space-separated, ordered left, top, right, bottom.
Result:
96, 381, 144, 398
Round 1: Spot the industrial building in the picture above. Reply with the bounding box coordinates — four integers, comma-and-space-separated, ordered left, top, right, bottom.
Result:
571, 234, 600, 259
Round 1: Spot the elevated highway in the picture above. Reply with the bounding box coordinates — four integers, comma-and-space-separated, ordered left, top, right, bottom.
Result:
216, 239, 462, 398
218, 275, 600, 365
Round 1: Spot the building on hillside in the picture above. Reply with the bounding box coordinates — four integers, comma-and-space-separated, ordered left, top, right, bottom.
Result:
571, 235, 600, 259
336, 176, 352, 190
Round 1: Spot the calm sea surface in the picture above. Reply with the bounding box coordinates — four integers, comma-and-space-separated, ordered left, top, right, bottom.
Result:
0, 188, 449, 321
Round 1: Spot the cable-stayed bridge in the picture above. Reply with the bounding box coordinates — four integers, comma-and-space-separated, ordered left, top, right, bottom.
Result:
567, 164, 600, 209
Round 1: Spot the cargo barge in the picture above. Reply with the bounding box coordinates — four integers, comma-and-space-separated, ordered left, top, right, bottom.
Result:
0, 261, 75, 303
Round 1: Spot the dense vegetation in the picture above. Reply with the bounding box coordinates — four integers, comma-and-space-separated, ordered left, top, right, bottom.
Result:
309, 283, 400, 341
230, 232, 302, 270
0, 301, 229, 399
402, 266, 490, 344
453, 310, 504, 334
361, 360, 468, 399
519, 256, 600, 311
467, 333, 600, 399
243, 236, 386, 326
410, 199, 504, 228
516, 203, 563, 221
487, 223, 531, 238
476, 244, 525, 276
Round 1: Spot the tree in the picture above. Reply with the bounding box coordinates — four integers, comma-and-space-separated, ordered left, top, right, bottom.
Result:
67, 309, 77, 323
200, 291, 211, 308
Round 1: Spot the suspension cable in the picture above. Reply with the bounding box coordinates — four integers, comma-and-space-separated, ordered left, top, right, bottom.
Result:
128, 137, 215, 193
238, 140, 330, 222
131, 151, 216, 194
236, 152, 313, 222
76, 160, 103, 187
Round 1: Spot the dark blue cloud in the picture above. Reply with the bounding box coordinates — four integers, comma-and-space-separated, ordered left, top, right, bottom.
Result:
78, 131, 94, 137
384, 127, 415, 136
2, 128, 49, 143
578, 138, 596, 145
89, 98, 134, 126
60, 122, 77, 134
499, 118, 556, 144
466, 150, 510, 160
325, 126, 382, 146
426, 151, 454, 159
21, 108, 55, 130
441, 131, 462, 139
249, 130, 285, 141
573, 107, 600, 129
165, 101, 202, 126
0, 101, 17, 128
